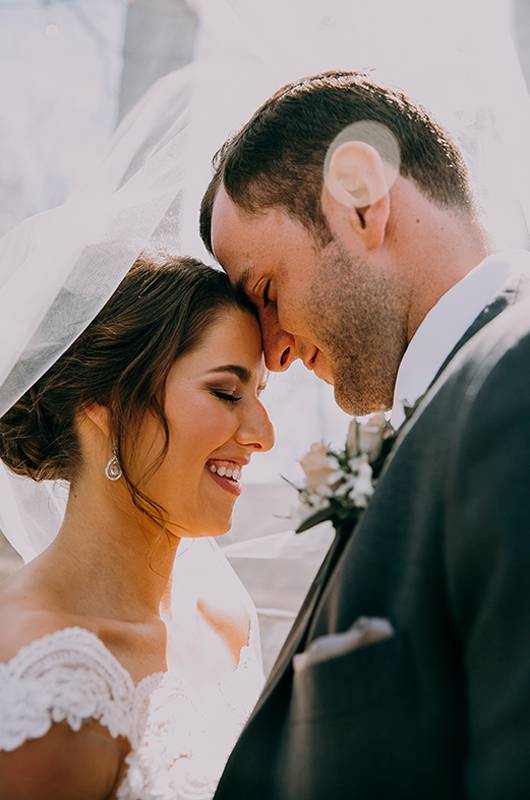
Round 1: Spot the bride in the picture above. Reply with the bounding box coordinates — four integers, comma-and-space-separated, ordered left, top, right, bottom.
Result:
0, 254, 273, 799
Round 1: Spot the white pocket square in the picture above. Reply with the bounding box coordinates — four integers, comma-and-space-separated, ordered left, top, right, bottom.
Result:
293, 617, 395, 673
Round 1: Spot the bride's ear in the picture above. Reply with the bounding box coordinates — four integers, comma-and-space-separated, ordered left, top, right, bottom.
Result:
323, 141, 392, 250
82, 403, 112, 439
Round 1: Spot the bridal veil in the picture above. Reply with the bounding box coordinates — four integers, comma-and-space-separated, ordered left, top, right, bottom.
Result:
0, 0, 529, 668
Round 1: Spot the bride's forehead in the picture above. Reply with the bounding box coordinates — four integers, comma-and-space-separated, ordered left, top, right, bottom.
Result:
210, 320, 263, 361
177, 313, 262, 364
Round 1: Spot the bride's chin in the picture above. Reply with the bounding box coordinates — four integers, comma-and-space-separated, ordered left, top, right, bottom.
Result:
210, 512, 234, 536
160, 514, 232, 540
190, 514, 234, 538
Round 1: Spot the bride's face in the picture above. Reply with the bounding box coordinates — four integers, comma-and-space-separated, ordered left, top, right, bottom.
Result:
133, 307, 274, 537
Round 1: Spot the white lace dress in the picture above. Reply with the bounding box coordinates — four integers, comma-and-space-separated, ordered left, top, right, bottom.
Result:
0, 625, 264, 799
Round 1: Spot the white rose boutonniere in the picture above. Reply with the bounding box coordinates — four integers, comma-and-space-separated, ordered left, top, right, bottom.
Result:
287, 412, 395, 536
299, 443, 337, 495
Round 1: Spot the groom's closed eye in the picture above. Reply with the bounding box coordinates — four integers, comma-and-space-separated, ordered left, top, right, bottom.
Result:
262, 280, 272, 308
237, 268, 274, 309
237, 271, 275, 314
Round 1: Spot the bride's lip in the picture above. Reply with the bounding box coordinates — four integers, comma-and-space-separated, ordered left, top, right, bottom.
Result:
206, 467, 242, 497
207, 456, 250, 467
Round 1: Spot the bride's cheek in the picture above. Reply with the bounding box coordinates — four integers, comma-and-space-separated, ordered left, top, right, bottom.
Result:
204, 402, 238, 439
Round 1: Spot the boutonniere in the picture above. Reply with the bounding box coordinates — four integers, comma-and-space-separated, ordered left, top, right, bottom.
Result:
287, 397, 424, 537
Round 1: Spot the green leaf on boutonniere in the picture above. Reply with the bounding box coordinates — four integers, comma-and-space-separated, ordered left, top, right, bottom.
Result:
402, 392, 427, 424
295, 505, 335, 533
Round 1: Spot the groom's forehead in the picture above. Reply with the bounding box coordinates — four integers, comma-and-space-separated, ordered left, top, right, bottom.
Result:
211, 186, 247, 257
211, 186, 273, 270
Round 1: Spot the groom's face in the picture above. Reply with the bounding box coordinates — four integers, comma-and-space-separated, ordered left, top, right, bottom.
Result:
210, 187, 333, 381
210, 186, 404, 414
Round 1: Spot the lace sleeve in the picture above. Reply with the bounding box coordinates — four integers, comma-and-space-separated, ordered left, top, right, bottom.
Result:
0, 626, 138, 752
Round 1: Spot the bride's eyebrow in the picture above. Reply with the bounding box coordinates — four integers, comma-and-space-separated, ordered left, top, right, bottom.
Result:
205, 365, 251, 383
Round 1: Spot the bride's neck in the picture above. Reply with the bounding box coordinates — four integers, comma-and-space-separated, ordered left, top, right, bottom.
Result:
37, 476, 180, 623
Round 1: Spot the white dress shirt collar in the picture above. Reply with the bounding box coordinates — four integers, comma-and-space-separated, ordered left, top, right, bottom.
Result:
390, 251, 524, 427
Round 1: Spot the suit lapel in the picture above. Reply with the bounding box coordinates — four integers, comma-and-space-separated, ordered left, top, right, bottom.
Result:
385, 258, 530, 465
250, 527, 351, 717
429, 256, 530, 390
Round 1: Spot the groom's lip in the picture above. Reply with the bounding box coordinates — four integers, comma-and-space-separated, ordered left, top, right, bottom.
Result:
303, 348, 319, 371
312, 353, 333, 384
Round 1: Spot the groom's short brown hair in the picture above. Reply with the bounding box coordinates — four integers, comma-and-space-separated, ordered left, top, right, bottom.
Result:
200, 70, 474, 251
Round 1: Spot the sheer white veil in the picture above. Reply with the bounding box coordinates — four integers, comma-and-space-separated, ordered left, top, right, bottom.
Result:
0, 65, 194, 562
0, 59, 264, 675
0, 2, 529, 673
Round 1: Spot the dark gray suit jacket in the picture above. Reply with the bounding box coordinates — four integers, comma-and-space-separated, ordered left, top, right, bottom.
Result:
214, 262, 530, 800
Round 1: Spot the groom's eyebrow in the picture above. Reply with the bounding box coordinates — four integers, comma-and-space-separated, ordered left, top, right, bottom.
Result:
236, 268, 255, 297
206, 365, 251, 383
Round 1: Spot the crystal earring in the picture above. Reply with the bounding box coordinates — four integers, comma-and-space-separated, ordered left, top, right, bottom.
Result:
105, 448, 122, 481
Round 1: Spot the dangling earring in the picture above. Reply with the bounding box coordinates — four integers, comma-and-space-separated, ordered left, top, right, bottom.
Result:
105, 448, 122, 481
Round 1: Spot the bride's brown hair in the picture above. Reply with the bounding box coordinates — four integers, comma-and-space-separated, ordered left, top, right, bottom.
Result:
0, 255, 257, 523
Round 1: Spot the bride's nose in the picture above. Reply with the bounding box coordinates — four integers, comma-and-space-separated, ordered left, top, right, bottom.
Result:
235, 402, 275, 453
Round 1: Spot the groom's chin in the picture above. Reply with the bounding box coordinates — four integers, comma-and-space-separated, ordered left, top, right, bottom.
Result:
332, 382, 357, 415
333, 377, 384, 417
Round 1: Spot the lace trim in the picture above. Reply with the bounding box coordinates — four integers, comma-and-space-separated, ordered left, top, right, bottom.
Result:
0, 626, 164, 752
117, 618, 264, 800
0, 621, 264, 800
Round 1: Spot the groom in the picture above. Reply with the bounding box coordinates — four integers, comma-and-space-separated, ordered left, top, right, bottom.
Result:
200, 71, 530, 799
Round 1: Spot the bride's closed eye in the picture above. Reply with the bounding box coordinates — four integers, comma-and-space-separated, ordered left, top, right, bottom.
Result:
209, 387, 242, 405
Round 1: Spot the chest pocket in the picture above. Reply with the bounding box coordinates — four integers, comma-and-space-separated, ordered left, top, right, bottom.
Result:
290, 631, 416, 724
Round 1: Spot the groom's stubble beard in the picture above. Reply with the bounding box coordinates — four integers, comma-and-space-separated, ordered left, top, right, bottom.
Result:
305, 239, 408, 415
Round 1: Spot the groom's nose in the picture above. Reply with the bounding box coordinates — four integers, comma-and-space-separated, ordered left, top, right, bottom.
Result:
261, 314, 297, 372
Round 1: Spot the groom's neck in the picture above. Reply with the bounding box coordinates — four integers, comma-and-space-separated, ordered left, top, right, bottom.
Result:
393, 190, 490, 343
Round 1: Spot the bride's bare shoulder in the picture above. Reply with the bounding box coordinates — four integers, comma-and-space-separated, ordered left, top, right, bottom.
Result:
0, 721, 124, 800
0, 574, 74, 664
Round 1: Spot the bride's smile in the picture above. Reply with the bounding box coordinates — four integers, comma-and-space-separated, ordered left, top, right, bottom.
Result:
206, 458, 247, 496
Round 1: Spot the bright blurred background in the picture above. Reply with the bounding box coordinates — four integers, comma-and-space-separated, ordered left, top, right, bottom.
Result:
1, 0, 529, 667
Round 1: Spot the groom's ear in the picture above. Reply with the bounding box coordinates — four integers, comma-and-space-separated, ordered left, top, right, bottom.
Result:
322, 141, 391, 251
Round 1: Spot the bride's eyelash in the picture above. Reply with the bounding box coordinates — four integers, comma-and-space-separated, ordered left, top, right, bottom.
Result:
210, 389, 242, 405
